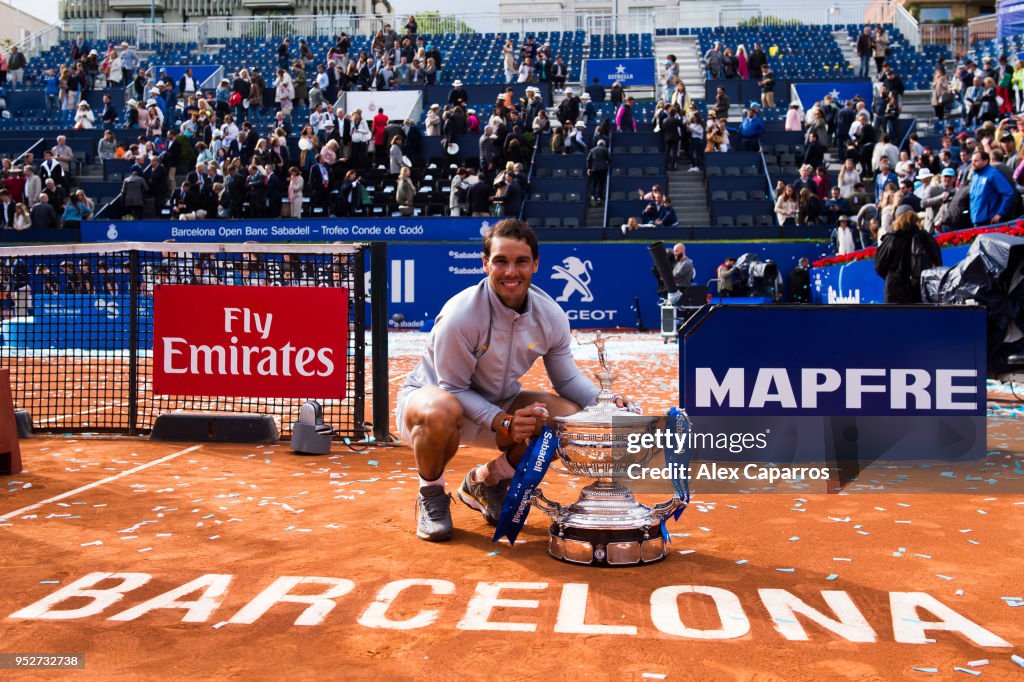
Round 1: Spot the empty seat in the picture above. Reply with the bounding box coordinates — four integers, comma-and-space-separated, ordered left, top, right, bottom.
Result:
536, 167, 552, 177
741, 165, 759, 176
716, 216, 734, 226
706, 166, 722, 177
644, 167, 659, 176
562, 217, 580, 228
547, 193, 564, 202
756, 214, 775, 226
531, 192, 546, 201
627, 167, 642, 176
553, 168, 567, 178
568, 168, 583, 177
729, 191, 747, 201
610, 191, 627, 201
736, 215, 754, 226
544, 217, 561, 228
566, 192, 581, 202
526, 217, 542, 227
724, 167, 740, 177
712, 191, 728, 201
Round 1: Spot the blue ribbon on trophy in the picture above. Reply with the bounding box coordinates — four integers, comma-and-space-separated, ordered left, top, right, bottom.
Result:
660, 406, 692, 543
492, 425, 559, 544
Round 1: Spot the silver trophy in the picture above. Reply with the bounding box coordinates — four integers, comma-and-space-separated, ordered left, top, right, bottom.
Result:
532, 331, 687, 566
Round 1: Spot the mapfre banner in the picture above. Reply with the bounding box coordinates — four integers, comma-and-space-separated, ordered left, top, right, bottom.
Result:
152, 285, 348, 398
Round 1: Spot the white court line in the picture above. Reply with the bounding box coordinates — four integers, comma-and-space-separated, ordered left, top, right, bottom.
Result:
0, 444, 203, 523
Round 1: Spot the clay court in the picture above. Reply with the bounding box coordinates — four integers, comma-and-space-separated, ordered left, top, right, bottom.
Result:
2, 332, 1023, 680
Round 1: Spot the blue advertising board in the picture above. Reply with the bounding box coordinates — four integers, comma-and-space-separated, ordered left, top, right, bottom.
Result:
679, 305, 987, 466
585, 58, 656, 87
80, 217, 490, 243
811, 244, 970, 304
155, 65, 222, 88
792, 81, 873, 112
384, 242, 826, 330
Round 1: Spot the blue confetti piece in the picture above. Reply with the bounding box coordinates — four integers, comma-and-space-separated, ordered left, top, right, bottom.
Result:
367, 460, 378, 466
735, 559, 748, 565
776, 567, 795, 572
486, 551, 500, 556
953, 667, 980, 676
1011, 654, 1024, 667
826, 574, 838, 581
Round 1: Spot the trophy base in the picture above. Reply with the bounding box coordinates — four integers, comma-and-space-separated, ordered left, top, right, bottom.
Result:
547, 523, 667, 567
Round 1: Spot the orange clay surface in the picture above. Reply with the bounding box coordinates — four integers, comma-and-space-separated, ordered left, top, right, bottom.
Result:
0, 331, 1023, 681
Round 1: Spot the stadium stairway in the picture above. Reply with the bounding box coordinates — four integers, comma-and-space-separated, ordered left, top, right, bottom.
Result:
584, 197, 603, 227
833, 30, 863, 76
656, 34, 705, 103
667, 164, 710, 226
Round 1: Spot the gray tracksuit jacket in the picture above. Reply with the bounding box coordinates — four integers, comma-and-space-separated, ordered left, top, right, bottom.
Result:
402, 279, 600, 429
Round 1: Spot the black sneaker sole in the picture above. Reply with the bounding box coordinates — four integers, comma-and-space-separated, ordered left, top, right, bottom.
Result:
457, 487, 498, 527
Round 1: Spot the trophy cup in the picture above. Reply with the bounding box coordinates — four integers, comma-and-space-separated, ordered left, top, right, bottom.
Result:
532, 332, 687, 566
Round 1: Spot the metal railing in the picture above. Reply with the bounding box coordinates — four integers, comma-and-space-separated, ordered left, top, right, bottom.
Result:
968, 14, 997, 47
13, 139, 47, 167
33, 1, 908, 55
892, 3, 920, 49
921, 24, 969, 57
93, 191, 123, 220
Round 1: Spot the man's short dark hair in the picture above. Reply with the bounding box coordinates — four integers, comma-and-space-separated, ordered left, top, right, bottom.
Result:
974, 150, 990, 162
483, 219, 539, 260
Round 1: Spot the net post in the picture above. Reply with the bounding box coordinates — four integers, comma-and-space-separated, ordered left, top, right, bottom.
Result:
370, 241, 390, 443
352, 244, 367, 439
128, 248, 140, 436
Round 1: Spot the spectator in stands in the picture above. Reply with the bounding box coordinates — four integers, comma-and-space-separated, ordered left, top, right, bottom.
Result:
449, 167, 471, 217
670, 243, 695, 288
567, 121, 588, 154
616, 96, 637, 133
964, 76, 983, 126
784, 103, 801, 132
10, 203, 29, 231
97, 130, 117, 161
144, 154, 169, 217
825, 186, 852, 225
736, 44, 749, 80
662, 55, 679, 103
872, 133, 898, 173
30, 193, 59, 229
587, 77, 606, 103
758, 64, 775, 109
118, 43, 138, 87
532, 109, 551, 134
551, 56, 568, 91
923, 168, 958, 232
389, 134, 406, 174
704, 42, 724, 80
424, 103, 441, 136
797, 188, 823, 225
897, 178, 922, 212
834, 215, 857, 254
0, 190, 13, 229
775, 184, 797, 225
51, 137, 75, 186
852, 111, 875, 177
660, 107, 682, 171
517, 57, 534, 84
722, 48, 738, 79
396, 166, 416, 216
714, 87, 730, 122
874, 157, 898, 202
874, 207, 940, 304
872, 26, 888, 75
931, 68, 950, 121
22, 166, 40, 209
502, 39, 516, 84
738, 104, 764, 152
856, 26, 872, 78
806, 108, 828, 147
275, 69, 295, 117
586, 139, 610, 204
656, 197, 679, 228
969, 149, 1016, 226
610, 80, 624, 107
61, 189, 93, 230
687, 112, 705, 171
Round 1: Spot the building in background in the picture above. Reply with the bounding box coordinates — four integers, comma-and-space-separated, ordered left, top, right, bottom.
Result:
0, 3, 49, 45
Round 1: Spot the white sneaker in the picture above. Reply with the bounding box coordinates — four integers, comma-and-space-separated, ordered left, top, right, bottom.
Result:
688, 167, 701, 173
620, 224, 628, 235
